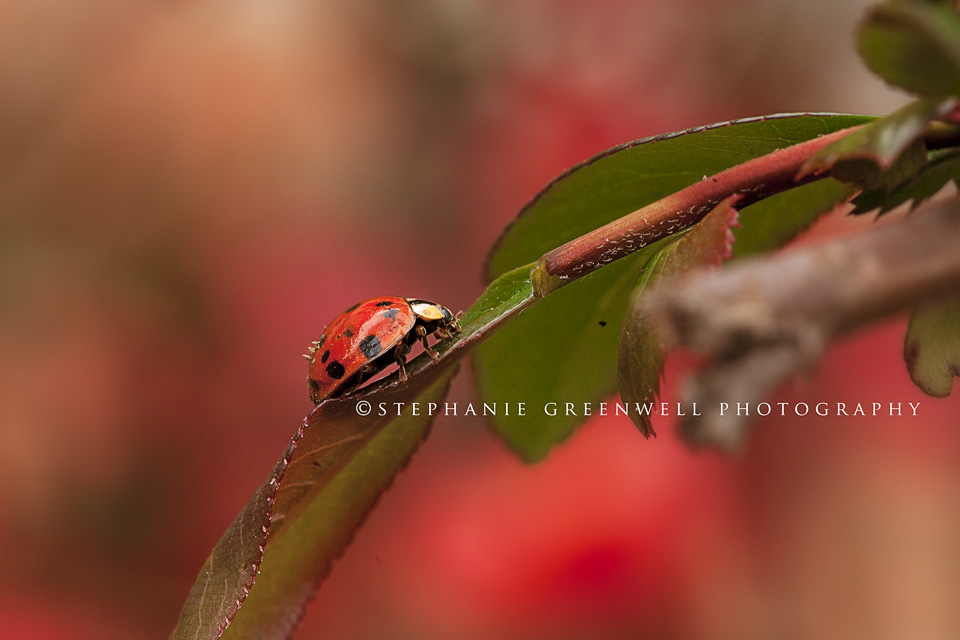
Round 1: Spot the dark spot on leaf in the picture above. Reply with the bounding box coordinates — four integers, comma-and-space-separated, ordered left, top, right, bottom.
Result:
326, 360, 346, 380
359, 335, 382, 358
376, 300, 394, 307
312, 461, 323, 467
321, 350, 330, 364
382, 308, 399, 320
598, 321, 607, 327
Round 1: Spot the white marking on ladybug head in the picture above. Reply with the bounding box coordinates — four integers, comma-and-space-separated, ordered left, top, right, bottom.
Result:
407, 299, 445, 321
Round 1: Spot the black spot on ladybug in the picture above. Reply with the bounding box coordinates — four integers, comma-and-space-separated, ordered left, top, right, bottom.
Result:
321, 350, 330, 363
344, 302, 360, 313
598, 321, 607, 327
326, 360, 346, 380
382, 308, 399, 320
359, 335, 382, 358
344, 328, 354, 338
375, 300, 394, 307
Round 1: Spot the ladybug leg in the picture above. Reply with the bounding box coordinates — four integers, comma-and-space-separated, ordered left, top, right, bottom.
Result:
340, 370, 367, 396
338, 375, 363, 397
394, 341, 411, 382
416, 325, 440, 362
339, 362, 378, 398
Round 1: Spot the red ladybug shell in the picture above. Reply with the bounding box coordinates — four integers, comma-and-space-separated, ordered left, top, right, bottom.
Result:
307, 296, 416, 403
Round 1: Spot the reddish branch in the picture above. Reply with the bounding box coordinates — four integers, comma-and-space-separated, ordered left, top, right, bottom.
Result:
531, 125, 865, 296
641, 198, 960, 452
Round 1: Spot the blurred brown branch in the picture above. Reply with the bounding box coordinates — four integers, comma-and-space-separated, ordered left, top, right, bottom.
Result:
644, 198, 960, 452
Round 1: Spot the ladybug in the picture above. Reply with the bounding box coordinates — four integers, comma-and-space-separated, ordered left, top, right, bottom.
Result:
305, 297, 460, 404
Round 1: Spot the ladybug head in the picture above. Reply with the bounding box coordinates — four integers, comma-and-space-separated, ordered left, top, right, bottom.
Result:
407, 299, 459, 330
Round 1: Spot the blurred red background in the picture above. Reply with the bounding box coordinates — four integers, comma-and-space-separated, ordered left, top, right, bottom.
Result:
3, 0, 959, 638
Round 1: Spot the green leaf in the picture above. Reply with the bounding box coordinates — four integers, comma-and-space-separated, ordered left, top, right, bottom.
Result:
831, 140, 928, 192
485, 114, 874, 283
859, 1, 960, 97
222, 375, 454, 640
618, 197, 741, 436
904, 298, 960, 397
473, 242, 668, 461
734, 178, 854, 257
799, 98, 956, 194
457, 262, 537, 335
169, 370, 456, 640
475, 113, 871, 461
167, 455, 277, 640
852, 147, 960, 214
170, 267, 535, 640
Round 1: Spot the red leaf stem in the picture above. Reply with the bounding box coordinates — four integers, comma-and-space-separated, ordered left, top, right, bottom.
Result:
531, 125, 865, 296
